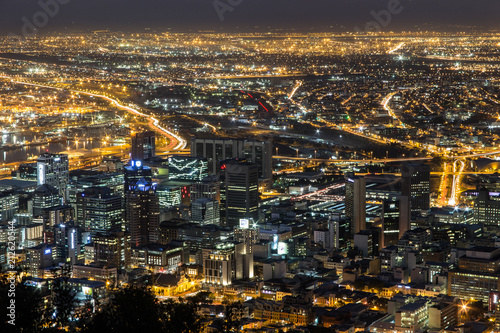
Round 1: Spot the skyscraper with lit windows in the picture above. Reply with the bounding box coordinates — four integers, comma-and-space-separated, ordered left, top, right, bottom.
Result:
37, 153, 69, 200
126, 179, 160, 247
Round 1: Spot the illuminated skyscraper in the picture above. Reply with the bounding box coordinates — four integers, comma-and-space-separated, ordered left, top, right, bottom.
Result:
26, 243, 53, 278
381, 195, 410, 247
124, 161, 152, 192
234, 219, 259, 255
191, 175, 220, 203
223, 160, 259, 228
191, 198, 220, 226
473, 188, 500, 226
54, 223, 84, 265
93, 231, 131, 269
449, 246, 500, 303
33, 184, 62, 217
126, 179, 160, 247
37, 153, 69, 199
76, 187, 124, 234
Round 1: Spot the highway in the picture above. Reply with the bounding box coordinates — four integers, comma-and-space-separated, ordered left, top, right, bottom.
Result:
288, 81, 302, 100
449, 159, 465, 206
388, 42, 405, 54
382, 92, 404, 127
0, 76, 188, 151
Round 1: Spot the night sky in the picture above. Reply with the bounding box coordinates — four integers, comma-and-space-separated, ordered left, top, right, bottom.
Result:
0, 0, 500, 34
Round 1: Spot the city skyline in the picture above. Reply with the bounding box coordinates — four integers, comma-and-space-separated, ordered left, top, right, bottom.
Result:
2, 2, 500, 333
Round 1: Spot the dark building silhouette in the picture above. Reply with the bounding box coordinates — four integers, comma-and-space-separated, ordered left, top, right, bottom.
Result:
401, 163, 430, 212
345, 176, 366, 235
131, 131, 156, 161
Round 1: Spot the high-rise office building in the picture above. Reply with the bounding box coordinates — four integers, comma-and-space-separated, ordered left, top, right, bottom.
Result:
191, 137, 273, 180
330, 213, 351, 253
126, 179, 160, 247
0, 191, 19, 223
223, 160, 259, 228
345, 176, 366, 235
37, 153, 69, 199
191, 198, 220, 226
381, 195, 410, 247
131, 131, 156, 161
26, 243, 54, 278
448, 246, 500, 303
204, 242, 253, 286
67, 172, 125, 212
401, 163, 430, 212
33, 184, 62, 217
54, 223, 85, 265
168, 155, 208, 181
76, 187, 124, 234
157, 184, 181, 209
234, 220, 259, 255
474, 188, 500, 226
42, 205, 74, 243
93, 231, 131, 269
124, 161, 152, 192
191, 176, 220, 203
354, 229, 380, 257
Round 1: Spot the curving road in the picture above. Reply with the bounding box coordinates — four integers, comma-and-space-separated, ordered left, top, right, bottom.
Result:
0, 77, 188, 151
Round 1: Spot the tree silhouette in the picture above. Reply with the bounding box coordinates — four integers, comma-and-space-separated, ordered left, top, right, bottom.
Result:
82, 285, 202, 333
83, 285, 163, 333
0, 274, 44, 332
162, 298, 202, 333
221, 301, 244, 333
46, 265, 77, 330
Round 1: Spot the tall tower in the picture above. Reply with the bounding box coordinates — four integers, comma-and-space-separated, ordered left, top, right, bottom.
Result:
54, 223, 84, 265
234, 219, 259, 255
76, 187, 124, 234
124, 161, 152, 193
345, 176, 366, 235
381, 195, 410, 247
33, 184, 62, 217
401, 163, 430, 212
191, 198, 220, 226
131, 131, 156, 161
223, 160, 259, 228
37, 153, 69, 200
126, 179, 160, 247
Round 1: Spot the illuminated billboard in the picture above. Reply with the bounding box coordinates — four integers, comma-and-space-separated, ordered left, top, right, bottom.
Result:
239, 219, 249, 229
